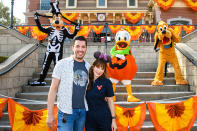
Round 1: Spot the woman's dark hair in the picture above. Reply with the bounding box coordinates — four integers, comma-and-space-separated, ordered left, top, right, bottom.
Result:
87, 59, 107, 91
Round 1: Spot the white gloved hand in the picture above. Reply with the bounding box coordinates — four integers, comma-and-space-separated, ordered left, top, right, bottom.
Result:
76, 24, 80, 30
115, 54, 125, 60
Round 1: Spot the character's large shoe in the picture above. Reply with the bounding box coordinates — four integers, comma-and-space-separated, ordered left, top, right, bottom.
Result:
29, 81, 47, 86
151, 80, 163, 86
176, 80, 188, 85
126, 85, 140, 102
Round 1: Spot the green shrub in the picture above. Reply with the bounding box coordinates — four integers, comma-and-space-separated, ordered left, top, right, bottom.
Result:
0, 56, 8, 63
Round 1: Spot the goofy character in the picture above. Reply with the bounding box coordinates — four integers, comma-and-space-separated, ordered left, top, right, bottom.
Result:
30, 2, 80, 86
107, 29, 140, 102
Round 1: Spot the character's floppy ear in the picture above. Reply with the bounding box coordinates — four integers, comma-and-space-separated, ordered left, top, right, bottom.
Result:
154, 32, 160, 52
168, 28, 181, 43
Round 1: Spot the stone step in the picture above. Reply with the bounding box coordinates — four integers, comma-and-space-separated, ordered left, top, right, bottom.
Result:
23, 84, 189, 93
0, 112, 9, 122
30, 78, 177, 85
0, 121, 11, 131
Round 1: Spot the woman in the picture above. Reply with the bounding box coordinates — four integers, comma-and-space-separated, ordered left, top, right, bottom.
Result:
85, 52, 117, 131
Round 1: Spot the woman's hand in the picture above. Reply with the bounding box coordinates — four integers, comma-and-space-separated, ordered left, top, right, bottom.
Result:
47, 113, 56, 129
111, 119, 117, 131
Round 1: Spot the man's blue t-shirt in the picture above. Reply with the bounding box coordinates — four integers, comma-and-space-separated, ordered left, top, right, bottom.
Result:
72, 60, 88, 109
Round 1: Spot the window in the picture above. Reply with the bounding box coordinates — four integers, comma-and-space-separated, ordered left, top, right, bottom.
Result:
167, 17, 192, 25
66, 0, 77, 8
40, 0, 50, 10
97, 0, 107, 8
127, 0, 138, 8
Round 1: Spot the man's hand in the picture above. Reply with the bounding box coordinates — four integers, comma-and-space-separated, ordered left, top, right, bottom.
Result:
46, 114, 56, 129
115, 54, 125, 60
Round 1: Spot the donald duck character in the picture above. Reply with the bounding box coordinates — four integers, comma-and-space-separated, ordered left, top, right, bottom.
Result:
107, 29, 140, 102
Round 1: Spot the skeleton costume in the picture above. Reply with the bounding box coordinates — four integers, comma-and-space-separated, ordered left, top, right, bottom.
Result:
30, 2, 80, 86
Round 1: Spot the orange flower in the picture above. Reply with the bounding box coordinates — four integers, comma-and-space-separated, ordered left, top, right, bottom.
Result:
183, 25, 195, 34
124, 13, 144, 24
30, 26, 48, 41
17, 26, 29, 35
147, 96, 197, 131
76, 26, 91, 38
155, 0, 175, 10
125, 26, 144, 41
108, 25, 123, 34
23, 110, 43, 125
61, 13, 79, 24
143, 25, 156, 34
91, 25, 104, 34
0, 98, 8, 118
184, 0, 197, 11
65, 25, 75, 34
169, 25, 182, 37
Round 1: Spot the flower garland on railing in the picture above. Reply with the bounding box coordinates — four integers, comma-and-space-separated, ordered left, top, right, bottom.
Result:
182, 25, 195, 34
108, 25, 123, 34
143, 25, 157, 34
91, 25, 104, 34
30, 26, 48, 41
61, 13, 79, 24
184, 0, 197, 11
155, 0, 175, 10
64, 25, 75, 34
0, 98, 7, 118
169, 25, 182, 36
17, 26, 29, 35
76, 26, 91, 38
124, 13, 144, 24
125, 26, 144, 41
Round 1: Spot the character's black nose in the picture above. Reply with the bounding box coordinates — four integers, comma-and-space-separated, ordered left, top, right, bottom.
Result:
55, 20, 59, 24
162, 30, 166, 34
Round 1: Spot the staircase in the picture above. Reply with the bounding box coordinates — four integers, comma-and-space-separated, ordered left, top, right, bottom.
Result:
0, 70, 196, 131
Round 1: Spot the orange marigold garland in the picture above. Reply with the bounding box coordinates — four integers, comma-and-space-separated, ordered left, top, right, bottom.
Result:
169, 25, 182, 37
108, 25, 123, 34
143, 25, 156, 34
0, 98, 8, 118
8, 98, 58, 131
17, 26, 29, 35
182, 25, 195, 34
91, 25, 104, 34
155, 0, 175, 10
115, 103, 146, 131
64, 25, 75, 34
30, 26, 48, 41
125, 26, 144, 41
184, 0, 197, 11
61, 13, 79, 24
124, 13, 144, 24
147, 96, 197, 131
76, 26, 91, 38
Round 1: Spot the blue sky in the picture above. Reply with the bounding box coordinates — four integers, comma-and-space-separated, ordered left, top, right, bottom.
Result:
1, 0, 26, 23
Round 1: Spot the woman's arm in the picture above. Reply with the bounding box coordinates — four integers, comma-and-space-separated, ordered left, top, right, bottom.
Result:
107, 97, 117, 131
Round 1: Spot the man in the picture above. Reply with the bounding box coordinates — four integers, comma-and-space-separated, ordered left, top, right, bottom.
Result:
46, 36, 90, 131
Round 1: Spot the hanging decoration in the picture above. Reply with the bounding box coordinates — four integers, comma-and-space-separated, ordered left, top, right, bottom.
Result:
182, 25, 195, 34
115, 103, 146, 131
169, 25, 182, 37
8, 98, 57, 131
125, 26, 144, 41
124, 13, 144, 24
184, 0, 197, 11
30, 26, 48, 41
155, 0, 175, 10
147, 96, 197, 131
108, 25, 123, 34
143, 25, 157, 34
91, 25, 104, 34
76, 26, 91, 38
0, 98, 8, 118
61, 13, 79, 24
17, 26, 29, 35
64, 25, 75, 34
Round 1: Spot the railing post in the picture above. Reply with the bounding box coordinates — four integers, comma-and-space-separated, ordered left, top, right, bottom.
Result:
10, 0, 14, 28
104, 23, 108, 54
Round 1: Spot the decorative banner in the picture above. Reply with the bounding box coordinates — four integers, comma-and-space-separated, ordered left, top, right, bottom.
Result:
0, 98, 8, 118
17, 26, 29, 35
65, 25, 75, 34
30, 26, 48, 41
8, 98, 57, 131
182, 25, 195, 34
115, 103, 146, 131
124, 13, 144, 24
143, 25, 157, 34
169, 25, 182, 37
184, 0, 197, 11
76, 26, 91, 38
155, 0, 175, 10
147, 96, 197, 131
91, 25, 104, 34
61, 13, 79, 24
125, 26, 144, 41
108, 25, 123, 34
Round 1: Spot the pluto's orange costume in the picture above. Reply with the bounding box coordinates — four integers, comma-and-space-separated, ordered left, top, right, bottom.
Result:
107, 29, 140, 102
152, 21, 188, 86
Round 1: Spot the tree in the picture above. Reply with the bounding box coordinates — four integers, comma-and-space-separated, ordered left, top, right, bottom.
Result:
0, 2, 20, 27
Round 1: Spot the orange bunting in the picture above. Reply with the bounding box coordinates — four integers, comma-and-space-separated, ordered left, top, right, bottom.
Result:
124, 13, 144, 24
0, 98, 8, 118
115, 103, 146, 131
30, 26, 48, 41
17, 26, 29, 35
108, 25, 123, 34
65, 25, 75, 34
169, 25, 182, 37
125, 26, 144, 41
155, 0, 175, 10
182, 25, 195, 34
147, 96, 197, 131
143, 25, 157, 34
184, 0, 197, 11
76, 26, 91, 38
8, 98, 58, 131
61, 13, 79, 24
91, 25, 104, 34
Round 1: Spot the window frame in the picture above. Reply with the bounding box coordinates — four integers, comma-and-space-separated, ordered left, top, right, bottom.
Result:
96, 0, 107, 8
127, 0, 138, 8
40, 0, 50, 10
66, 0, 77, 8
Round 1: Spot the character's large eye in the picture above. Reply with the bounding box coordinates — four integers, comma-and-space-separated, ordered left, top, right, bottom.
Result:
160, 27, 163, 31
118, 37, 121, 41
163, 25, 167, 30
